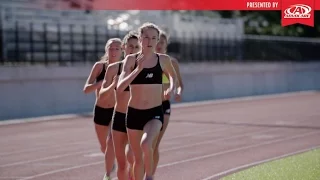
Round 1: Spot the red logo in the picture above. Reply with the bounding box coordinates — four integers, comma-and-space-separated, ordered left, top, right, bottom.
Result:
284, 4, 311, 18
281, 0, 314, 27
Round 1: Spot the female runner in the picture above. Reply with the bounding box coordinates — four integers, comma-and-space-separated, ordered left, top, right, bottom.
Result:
83, 38, 122, 180
99, 31, 140, 180
117, 22, 178, 180
153, 30, 184, 175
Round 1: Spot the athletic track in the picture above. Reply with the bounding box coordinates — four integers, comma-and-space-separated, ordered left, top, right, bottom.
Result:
0, 91, 320, 180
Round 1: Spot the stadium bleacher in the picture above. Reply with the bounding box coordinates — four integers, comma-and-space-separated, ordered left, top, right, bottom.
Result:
0, 0, 243, 63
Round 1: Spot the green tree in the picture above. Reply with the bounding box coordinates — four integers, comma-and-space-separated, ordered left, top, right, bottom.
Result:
216, 10, 320, 37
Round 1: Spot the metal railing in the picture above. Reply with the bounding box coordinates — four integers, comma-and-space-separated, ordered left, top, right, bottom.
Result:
1, 21, 320, 65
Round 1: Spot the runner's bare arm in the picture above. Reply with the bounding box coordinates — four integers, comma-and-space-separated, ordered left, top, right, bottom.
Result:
161, 55, 178, 91
171, 58, 184, 94
117, 55, 143, 92
83, 62, 103, 94
99, 63, 118, 100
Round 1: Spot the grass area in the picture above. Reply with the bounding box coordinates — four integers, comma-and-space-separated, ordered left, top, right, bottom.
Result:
222, 148, 320, 180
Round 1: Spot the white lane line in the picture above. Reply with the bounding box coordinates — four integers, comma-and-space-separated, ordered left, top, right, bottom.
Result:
18, 161, 104, 180
0, 140, 95, 156
110, 130, 320, 180
1, 91, 316, 126
200, 145, 320, 180
18, 129, 316, 180
157, 131, 319, 168
0, 123, 223, 156
0, 177, 27, 179
160, 128, 275, 153
172, 91, 317, 108
0, 150, 95, 168
1, 90, 316, 156
1, 126, 233, 167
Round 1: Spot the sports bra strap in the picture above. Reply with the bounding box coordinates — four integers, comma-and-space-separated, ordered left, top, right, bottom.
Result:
133, 53, 160, 69
118, 63, 122, 75
133, 54, 138, 69
156, 53, 160, 64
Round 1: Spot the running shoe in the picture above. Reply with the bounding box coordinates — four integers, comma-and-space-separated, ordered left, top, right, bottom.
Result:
103, 174, 111, 180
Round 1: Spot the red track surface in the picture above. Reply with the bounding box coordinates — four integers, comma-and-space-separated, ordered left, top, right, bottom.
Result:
1, 93, 320, 180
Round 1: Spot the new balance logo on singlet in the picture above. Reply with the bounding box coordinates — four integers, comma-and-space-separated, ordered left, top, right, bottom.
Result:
145, 73, 153, 78
154, 116, 160, 119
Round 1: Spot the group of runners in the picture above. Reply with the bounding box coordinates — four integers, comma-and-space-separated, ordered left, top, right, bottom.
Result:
83, 22, 184, 180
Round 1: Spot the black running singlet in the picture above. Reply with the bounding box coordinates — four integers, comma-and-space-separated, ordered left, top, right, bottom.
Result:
96, 63, 106, 82
131, 54, 162, 85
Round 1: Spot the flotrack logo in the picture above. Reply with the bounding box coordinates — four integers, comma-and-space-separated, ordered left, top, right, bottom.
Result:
284, 4, 311, 19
